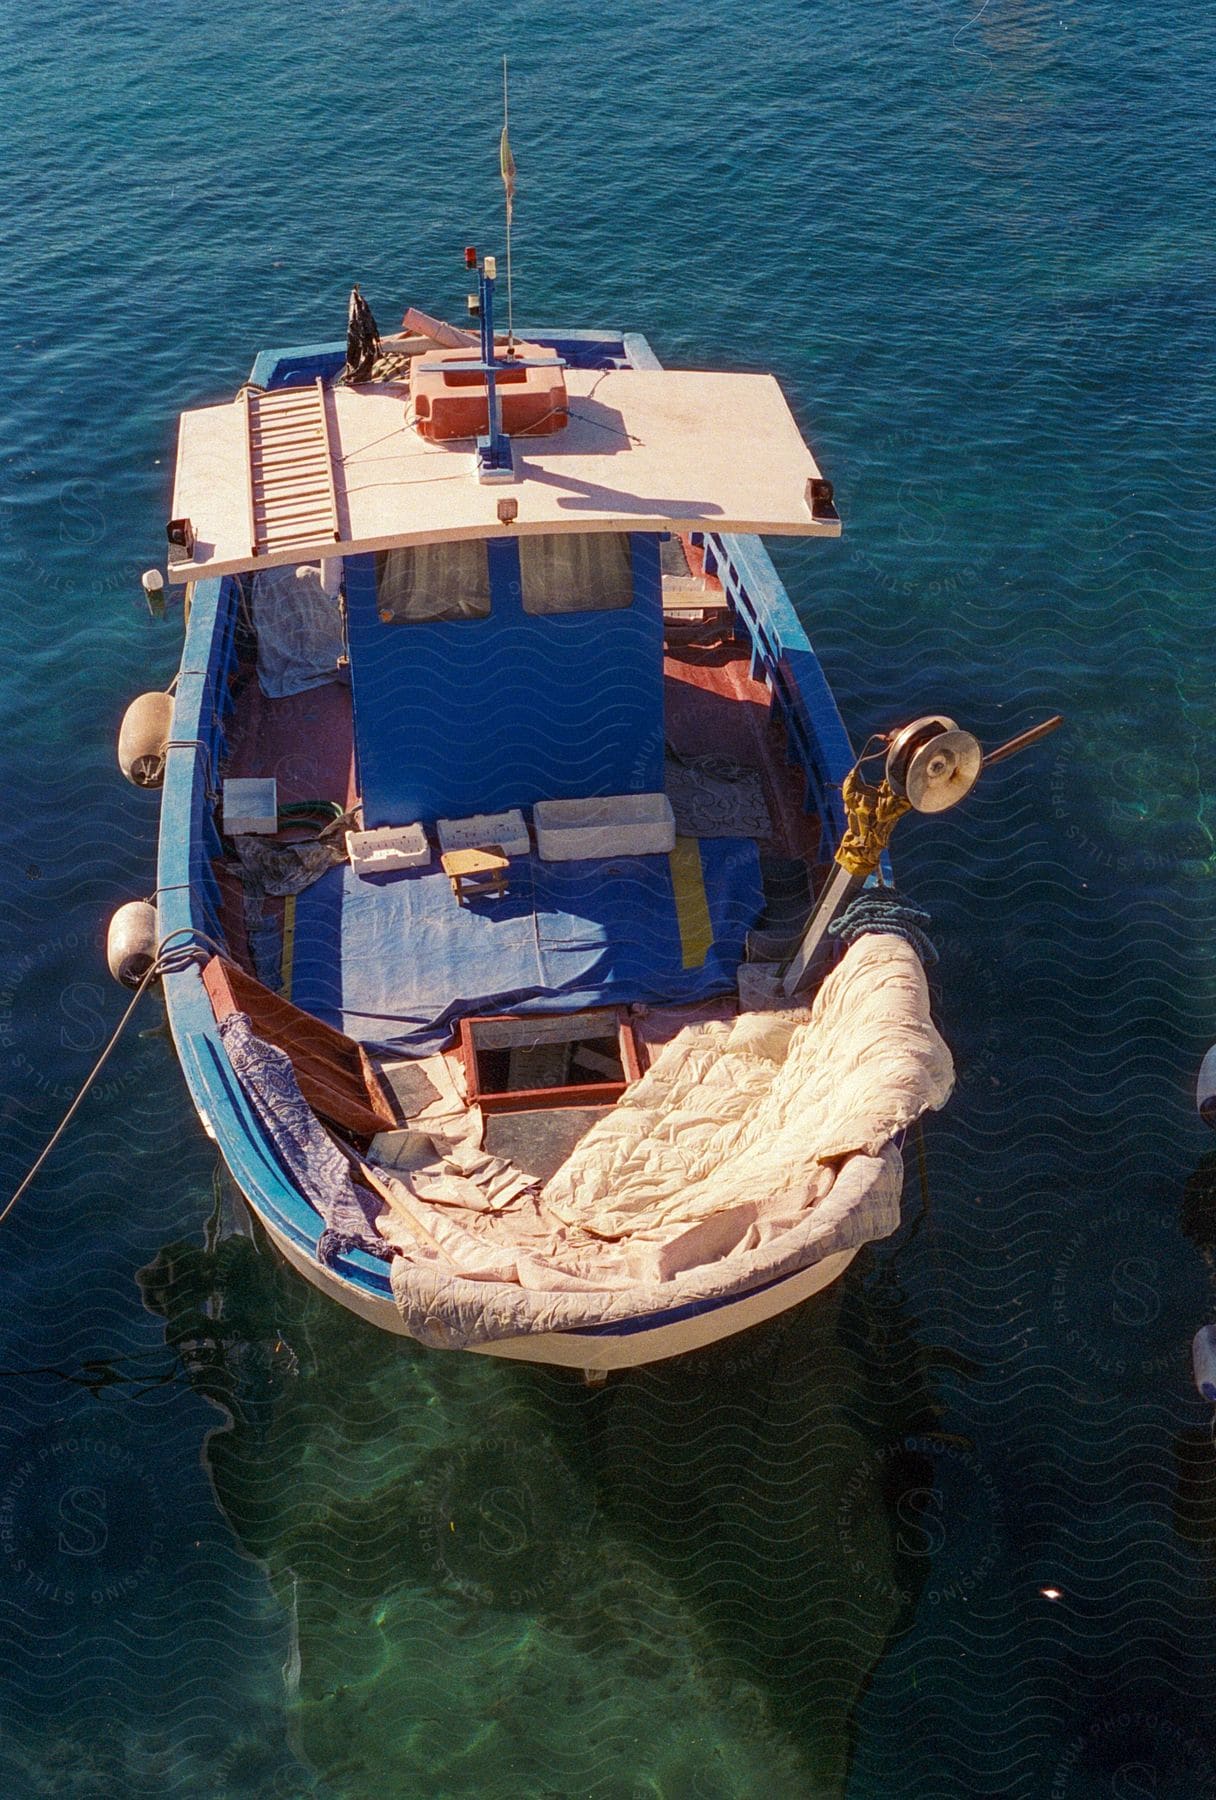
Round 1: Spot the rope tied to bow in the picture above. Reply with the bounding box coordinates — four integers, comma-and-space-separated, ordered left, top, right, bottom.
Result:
827, 891, 939, 966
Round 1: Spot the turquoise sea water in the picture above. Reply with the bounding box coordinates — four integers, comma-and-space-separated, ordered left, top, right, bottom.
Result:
2, 2, 1215, 1794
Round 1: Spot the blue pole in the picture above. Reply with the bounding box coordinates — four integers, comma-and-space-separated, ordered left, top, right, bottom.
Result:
479, 262, 492, 364
480, 263, 504, 466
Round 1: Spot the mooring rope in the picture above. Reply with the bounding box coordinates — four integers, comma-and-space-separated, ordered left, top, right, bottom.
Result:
0, 935, 208, 1227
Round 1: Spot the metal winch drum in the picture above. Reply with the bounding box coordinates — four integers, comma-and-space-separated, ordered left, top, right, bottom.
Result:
885, 714, 983, 814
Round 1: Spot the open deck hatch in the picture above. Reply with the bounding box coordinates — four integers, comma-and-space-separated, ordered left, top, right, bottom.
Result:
458, 1008, 643, 1113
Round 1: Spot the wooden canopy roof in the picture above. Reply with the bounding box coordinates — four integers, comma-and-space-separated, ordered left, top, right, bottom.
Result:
167, 367, 839, 583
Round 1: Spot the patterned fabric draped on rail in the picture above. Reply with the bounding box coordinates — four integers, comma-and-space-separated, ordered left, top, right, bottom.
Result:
217, 1011, 396, 1268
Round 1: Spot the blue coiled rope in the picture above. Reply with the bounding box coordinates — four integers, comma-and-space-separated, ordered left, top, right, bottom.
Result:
827, 890, 938, 966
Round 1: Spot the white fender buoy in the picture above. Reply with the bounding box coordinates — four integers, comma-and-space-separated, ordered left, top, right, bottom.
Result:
106, 901, 158, 989
1193, 1324, 1216, 1402
117, 691, 174, 788
1198, 1045, 1216, 1129
141, 568, 166, 617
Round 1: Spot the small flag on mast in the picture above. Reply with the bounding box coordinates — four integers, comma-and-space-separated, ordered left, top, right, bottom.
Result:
500, 124, 516, 223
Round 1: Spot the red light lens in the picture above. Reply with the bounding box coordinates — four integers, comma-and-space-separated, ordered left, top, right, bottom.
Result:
464, 245, 477, 268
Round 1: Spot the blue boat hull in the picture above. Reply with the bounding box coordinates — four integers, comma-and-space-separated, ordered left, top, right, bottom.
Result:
156, 331, 862, 1365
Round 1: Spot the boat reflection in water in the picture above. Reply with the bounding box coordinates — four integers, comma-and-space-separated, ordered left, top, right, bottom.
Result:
140, 1169, 965, 1797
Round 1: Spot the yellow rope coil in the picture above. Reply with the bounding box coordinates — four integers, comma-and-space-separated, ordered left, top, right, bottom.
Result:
834, 768, 913, 877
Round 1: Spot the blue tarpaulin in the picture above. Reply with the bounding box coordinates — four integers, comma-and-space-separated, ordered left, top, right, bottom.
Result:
344, 542, 665, 828
288, 841, 763, 1055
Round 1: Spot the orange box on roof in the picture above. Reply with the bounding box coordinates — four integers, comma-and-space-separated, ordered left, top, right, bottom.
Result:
410, 342, 568, 442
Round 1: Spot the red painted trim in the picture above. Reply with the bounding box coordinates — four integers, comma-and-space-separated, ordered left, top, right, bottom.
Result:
619, 1016, 644, 1084
457, 1018, 480, 1099
477, 1080, 626, 1115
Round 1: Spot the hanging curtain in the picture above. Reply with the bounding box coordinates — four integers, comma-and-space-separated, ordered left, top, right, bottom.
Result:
518, 533, 633, 614
375, 540, 492, 623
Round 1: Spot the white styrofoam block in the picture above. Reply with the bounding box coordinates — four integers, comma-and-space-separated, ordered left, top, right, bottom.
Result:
223, 777, 278, 835
436, 809, 530, 857
534, 793, 676, 861
346, 823, 431, 876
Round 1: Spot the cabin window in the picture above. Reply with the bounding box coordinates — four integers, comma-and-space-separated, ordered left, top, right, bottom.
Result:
519, 532, 633, 615
375, 540, 492, 623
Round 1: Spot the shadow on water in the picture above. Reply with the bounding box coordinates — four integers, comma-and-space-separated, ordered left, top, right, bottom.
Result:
137, 1170, 973, 1800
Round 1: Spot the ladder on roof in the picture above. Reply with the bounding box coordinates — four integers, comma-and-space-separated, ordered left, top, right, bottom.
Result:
242, 379, 341, 560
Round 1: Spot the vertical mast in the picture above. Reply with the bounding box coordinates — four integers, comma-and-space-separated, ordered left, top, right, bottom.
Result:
501, 55, 516, 352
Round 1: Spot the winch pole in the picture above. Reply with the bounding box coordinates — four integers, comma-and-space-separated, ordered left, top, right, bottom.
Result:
781, 711, 1064, 997
982, 713, 1064, 768
782, 757, 912, 997
781, 862, 865, 996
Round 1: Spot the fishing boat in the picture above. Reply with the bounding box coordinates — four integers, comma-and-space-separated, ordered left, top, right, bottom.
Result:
103, 232, 1005, 1370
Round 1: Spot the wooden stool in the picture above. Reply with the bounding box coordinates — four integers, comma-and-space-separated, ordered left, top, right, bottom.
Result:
441, 845, 510, 905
